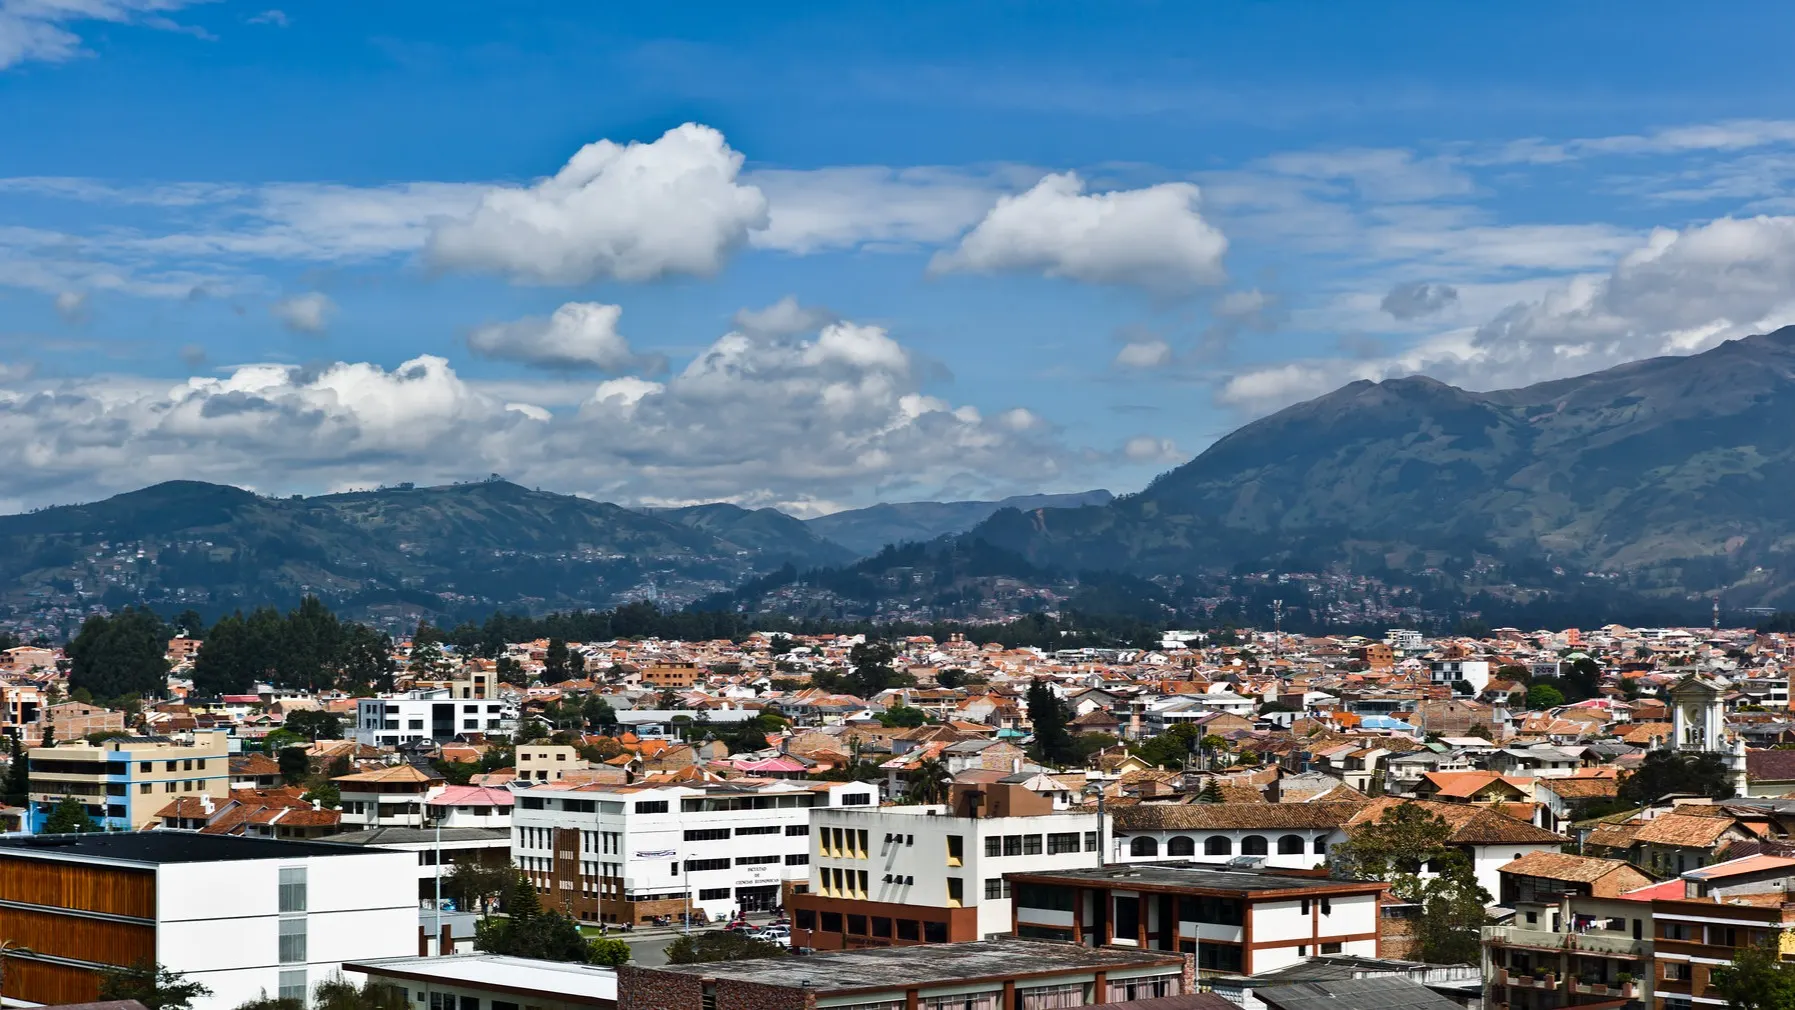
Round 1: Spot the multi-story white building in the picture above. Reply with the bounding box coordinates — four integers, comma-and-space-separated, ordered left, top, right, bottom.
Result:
352, 690, 511, 746
0, 833, 415, 1010
790, 782, 1107, 950
511, 778, 876, 924
1430, 659, 1492, 695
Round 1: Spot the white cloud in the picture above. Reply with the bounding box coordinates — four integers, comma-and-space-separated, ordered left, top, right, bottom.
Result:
468, 302, 657, 372
930, 172, 1228, 291
1114, 340, 1173, 369
1123, 436, 1182, 463
1380, 281, 1458, 320
270, 291, 333, 334
731, 295, 836, 338
1260, 147, 1474, 203
426, 123, 768, 284
53, 289, 87, 323
1220, 214, 1795, 412
0, 319, 1077, 511
748, 165, 1023, 254
0, 0, 211, 70
247, 8, 286, 26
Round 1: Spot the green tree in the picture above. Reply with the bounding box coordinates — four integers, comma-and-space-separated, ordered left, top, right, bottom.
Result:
904, 757, 953, 805
1711, 939, 1795, 1010
935, 667, 966, 688
339, 623, 397, 694
277, 747, 311, 785
1330, 801, 1489, 962
1027, 679, 1075, 766
663, 930, 788, 964
1620, 749, 1737, 805
171, 609, 207, 639
43, 795, 96, 833
408, 640, 452, 679
312, 975, 408, 1010
97, 960, 213, 1010
1330, 801, 1454, 880
2, 732, 28, 808
848, 640, 908, 697
1525, 683, 1565, 710
67, 607, 169, 699
473, 872, 591, 962
1198, 778, 1224, 803
876, 705, 929, 728
544, 638, 573, 681
279, 595, 343, 691
192, 611, 253, 696
446, 862, 516, 914
587, 937, 631, 967
1133, 723, 1201, 768
283, 709, 344, 740
582, 694, 617, 730
302, 781, 341, 809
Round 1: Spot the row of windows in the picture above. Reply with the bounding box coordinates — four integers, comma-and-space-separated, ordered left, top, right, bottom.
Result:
797, 907, 949, 943
984, 832, 1099, 857
823, 827, 870, 859
1128, 834, 1324, 857
819, 866, 871, 898
137, 779, 210, 795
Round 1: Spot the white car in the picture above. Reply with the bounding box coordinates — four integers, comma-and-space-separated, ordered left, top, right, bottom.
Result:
750, 927, 791, 947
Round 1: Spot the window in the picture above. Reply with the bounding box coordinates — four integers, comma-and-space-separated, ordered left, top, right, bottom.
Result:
872, 916, 892, 938
685, 828, 731, 841
140, 783, 152, 794
278, 971, 307, 1003
1241, 835, 1268, 856
279, 867, 307, 912
278, 917, 307, 964
897, 919, 920, 940
1015, 883, 1075, 911
139, 761, 151, 773
698, 887, 732, 901
1176, 895, 1243, 926
1018, 984, 1082, 1010
1106, 975, 1178, 1002
634, 800, 668, 813
947, 835, 965, 866
1320, 899, 1331, 915
1664, 962, 1690, 981
735, 825, 780, 836
1047, 832, 1080, 854
166, 760, 177, 771
1130, 836, 1158, 857
1167, 836, 1195, 857
1301, 899, 1310, 915
923, 994, 998, 1010
947, 877, 964, 906
1084, 831, 1099, 851
1313, 837, 1328, 854
785, 824, 810, 836
1003, 835, 1023, 856
1278, 834, 1304, 855
796, 908, 817, 930
924, 920, 948, 943
847, 914, 868, 935
1321, 942, 1342, 954
685, 858, 731, 872
785, 854, 809, 865
986, 837, 1002, 857
841, 793, 872, 806
984, 878, 1010, 900
821, 911, 843, 933
1023, 835, 1042, 855
735, 855, 780, 866
1205, 836, 1232, 856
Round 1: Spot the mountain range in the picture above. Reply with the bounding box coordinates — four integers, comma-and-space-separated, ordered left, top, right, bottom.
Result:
10, 327, 1795, 625
968, 326, 1795, 607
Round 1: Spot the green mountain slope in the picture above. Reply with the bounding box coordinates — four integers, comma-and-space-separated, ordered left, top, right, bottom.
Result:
648, 503, 858, 568
804, 490, 1114, 556
969, 327, 1795, 604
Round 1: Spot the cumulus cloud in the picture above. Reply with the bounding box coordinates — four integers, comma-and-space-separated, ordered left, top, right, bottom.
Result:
467, 302, 659, 372
930, 172, 1228, 291
0, 0, 210, 70
1123, 436, 1182, 463
427, 123, 768, 284
731, 296, 836, 338
271, 291, 334, 334
53, 290, 88, 323
749, 165, 1020, 254
1220, 214, 1795, 412
0, 318, 1076, 511
1380, 281, 1459, 320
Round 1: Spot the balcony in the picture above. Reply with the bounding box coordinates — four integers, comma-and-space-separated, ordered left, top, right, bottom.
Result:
1569, 978, 1637, 998
1484, 924, 1647, 958
1494, 969, 1557, 991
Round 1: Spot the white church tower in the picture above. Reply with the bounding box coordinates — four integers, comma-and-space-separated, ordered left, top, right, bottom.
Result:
1670, 674, 1748, 795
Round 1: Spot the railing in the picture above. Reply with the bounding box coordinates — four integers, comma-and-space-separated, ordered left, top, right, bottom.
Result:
1569, 979, 1637, 998
1483, 924, 1647, 957
1494, 969, 1557, 991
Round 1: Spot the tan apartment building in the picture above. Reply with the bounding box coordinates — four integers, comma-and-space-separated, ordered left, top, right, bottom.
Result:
642, 661, 699, 689
28, 730, 231, 831
516, 745, 584, 782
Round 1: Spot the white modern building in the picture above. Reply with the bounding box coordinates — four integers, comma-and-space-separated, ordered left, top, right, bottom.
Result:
511, 778, 876, 924
353, 690, 512, 746
0, 833, 415, 1010
1430, 658, 1492, 695
790, 782, 1107, 950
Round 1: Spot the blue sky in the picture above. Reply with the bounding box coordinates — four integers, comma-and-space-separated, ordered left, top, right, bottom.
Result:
6, 2, 1795, 514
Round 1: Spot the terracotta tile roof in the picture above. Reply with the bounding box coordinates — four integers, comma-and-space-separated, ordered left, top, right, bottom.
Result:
1585, 822, 1643, 850
1633, 813, 1739, 848
1538, 778, 1620, 799
1498, 850, 1635, 883
1347, 798, 1566, 846
229, 753, 281, 776
1110, 800, 1365, 831
1748, 749, 1795, 782
332, 763, 441, 785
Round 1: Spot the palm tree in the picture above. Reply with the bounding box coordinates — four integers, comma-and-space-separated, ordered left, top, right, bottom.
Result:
906, 757, 952, 805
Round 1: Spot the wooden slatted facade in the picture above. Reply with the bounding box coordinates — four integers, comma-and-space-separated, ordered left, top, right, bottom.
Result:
0, 855, 156, 1006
